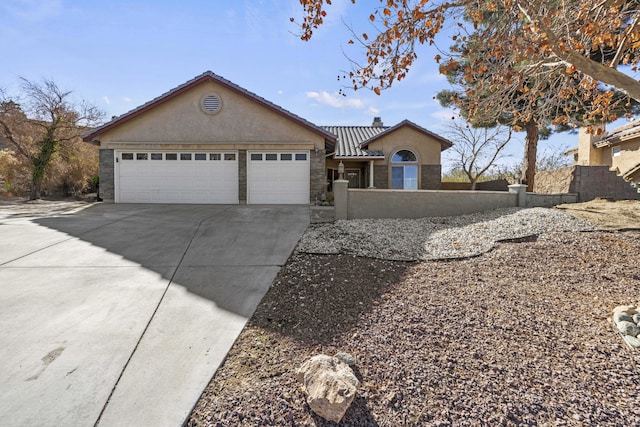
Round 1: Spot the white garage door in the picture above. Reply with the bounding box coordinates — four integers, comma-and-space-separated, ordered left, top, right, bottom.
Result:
116, 151, 238, 204
247, 151, 310, 204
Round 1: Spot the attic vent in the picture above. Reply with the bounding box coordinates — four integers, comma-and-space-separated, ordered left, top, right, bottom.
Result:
201, 94, 222, 114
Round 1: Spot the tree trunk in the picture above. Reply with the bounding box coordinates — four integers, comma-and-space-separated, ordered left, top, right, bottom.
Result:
30, 162, 45, 200
470, 179, 478, 190
522, 121, 538, 192
29, 134, 58, 200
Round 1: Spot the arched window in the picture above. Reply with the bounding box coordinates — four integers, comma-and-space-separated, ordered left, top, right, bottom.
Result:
391, 149, 418, 189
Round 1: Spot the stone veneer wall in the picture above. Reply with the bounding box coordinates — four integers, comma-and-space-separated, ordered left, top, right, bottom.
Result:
421, 165, 441, 190
373, 165, 388, 189
238, 150, 247, 203
99, 149, 114, 201
534, 166, 573, 194
310, 149, 326, 203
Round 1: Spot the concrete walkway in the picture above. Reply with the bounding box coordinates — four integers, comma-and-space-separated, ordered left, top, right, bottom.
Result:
0, 203, 309, 427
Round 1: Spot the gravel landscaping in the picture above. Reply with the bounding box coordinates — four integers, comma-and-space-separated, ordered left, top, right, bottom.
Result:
188, 208, 640, 426
298, 207, 596, 260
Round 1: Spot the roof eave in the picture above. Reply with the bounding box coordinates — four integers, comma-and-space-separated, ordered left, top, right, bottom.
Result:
83, 72, 336, 143
334, 155, 386, 160
564, 147, 578, 156
359, 119, 453, 151
622, 163, 640, 180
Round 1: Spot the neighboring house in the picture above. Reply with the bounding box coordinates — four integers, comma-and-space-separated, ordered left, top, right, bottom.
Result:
83, 71, 451, 204
568, 120, 640, 184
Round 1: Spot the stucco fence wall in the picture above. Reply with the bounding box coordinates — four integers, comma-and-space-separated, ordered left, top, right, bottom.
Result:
334, 181, 578, 219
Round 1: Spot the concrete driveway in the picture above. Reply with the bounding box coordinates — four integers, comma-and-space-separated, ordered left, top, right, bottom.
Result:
0, 203, 309, 427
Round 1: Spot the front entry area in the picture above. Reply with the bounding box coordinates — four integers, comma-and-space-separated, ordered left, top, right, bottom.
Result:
115, 151, 239, 204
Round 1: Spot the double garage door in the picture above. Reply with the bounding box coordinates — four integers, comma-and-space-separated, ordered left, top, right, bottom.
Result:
115, 150, 309, 204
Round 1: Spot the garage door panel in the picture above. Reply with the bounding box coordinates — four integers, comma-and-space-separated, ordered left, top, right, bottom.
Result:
248, 151, 309, 204
117, 151, 238, 204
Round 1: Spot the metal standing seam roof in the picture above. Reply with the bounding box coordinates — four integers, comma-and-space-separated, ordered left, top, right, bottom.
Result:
83, 71, 337, 143
321, 126, 387, 158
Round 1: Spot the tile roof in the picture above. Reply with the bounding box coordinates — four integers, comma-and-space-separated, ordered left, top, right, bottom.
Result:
322, 126, 387, 158
595, 119, 640, 147
323, 120, 452, 159
83, 71, 337, 143
362, 119, 453, 150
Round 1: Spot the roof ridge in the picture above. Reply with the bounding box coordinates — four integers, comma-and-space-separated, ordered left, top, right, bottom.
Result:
322, 125, 390, 128
83, 71, 336, 142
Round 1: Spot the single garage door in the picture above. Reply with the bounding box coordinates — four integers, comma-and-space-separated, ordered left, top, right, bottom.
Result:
247, 151, 310, 204
116, 151, 238, 204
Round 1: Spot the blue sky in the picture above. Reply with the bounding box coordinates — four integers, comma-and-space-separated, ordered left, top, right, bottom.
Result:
1, 0, 625, 171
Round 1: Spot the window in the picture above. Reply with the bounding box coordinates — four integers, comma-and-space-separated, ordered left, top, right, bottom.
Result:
121, 153, 134, 160
166, 153, 177, 160
136, 153, 148, 160
280, 153, 292, 161
150, 153, 162, 160
250, 153, 262, 161
391, 149, 418, 190
180, 153, 192, 160
224, 153, 236, 161
392, 150, 417, 162
210, 153, 221, 161
295, 153, 307, 161
613, 146, 621, 157
194, 153, 206, 160
265, 153, 277, 161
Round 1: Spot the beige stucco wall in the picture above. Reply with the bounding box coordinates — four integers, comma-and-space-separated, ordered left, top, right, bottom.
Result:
94, 81, 326, 150
346, 189, 516, 219
611, 139, 640, 175
367, 126, 442, 166
577, 127, 608, 166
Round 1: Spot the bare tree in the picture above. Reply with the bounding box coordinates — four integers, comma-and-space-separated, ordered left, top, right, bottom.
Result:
0, 78, 103, 200
444, 119, 513, 190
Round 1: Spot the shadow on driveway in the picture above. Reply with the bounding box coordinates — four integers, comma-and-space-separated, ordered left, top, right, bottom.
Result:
0, 203, 309, 427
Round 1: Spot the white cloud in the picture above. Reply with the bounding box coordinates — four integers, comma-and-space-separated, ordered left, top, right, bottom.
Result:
102, 96, 110, 105
430, 109, 459, 121
277, 90, 283, 95
122, 97, 132, 103
367, 106, 380, 115
307, 91, 365, 109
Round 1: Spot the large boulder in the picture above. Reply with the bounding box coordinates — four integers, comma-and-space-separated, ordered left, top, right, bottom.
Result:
297, 354, 360, 423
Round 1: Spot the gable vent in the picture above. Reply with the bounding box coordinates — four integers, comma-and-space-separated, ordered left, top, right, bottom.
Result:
201, 94, 222, 114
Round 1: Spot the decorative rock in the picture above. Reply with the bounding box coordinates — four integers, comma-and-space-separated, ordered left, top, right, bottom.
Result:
613, 305, 638, 316
616, 321, 640, 337
297, 354, 360, 423
614, 312, 634, 324
633, 314, 640, 325
334, 352, 357, 369
623, 335, 640, 348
